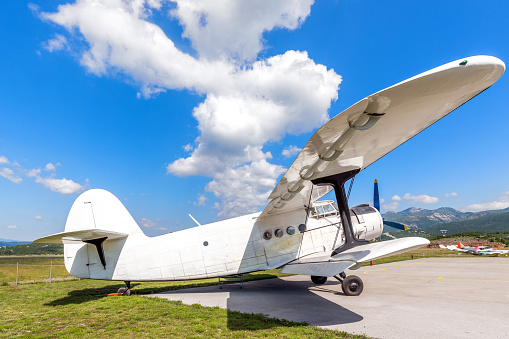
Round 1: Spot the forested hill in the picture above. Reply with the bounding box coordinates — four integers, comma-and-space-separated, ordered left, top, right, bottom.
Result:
426, 211, 509, 235
382, 207, 509, 230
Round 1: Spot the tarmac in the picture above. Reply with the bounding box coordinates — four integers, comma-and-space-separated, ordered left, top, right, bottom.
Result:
148, 257, 509, 338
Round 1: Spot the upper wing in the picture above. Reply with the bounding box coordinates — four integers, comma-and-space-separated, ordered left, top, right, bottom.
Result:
260, 56, 505, 218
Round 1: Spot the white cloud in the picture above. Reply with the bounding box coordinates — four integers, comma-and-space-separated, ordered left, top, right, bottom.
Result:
206, 159, 285, 218
156, 227, 167, 231
35, 215, 43, 220
194, 194, 207, 206
27, 168, 41, 177
282, 145, 302, 158
392, 195, 402, 201
402, 193, 439, 205
0, 156, 9, 164
170, 0, 314, 61
383, 201, 400, 211
461, 192, 509, 212
0, 168, 23, 184
138, 218, 156, 227
451, 192, 458, 197
40, 0, 340, 217
26, 165, 85, 194
42, 34, 68, 52
7, 225, 17, 229
183, 144, 194, 152
34, 176, 84, 194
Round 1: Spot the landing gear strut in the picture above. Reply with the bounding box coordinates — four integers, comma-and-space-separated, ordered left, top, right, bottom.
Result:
333, 273, 363, 296
117, 281, 131, 296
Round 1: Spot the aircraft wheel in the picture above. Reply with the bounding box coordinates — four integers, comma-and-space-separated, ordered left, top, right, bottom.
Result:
311, 276, 327, 284
342, 275, 363, 296
117, 287, 131, 296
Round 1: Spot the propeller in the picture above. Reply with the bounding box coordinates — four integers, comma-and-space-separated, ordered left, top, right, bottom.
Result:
374, 179, 408, 231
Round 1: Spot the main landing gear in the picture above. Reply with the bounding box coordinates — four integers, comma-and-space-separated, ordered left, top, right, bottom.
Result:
117, 281, 131, 296
311, 272, 364, 296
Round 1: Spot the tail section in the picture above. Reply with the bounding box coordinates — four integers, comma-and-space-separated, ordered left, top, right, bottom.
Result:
64, 189, 143, 235
35, 189, 145, 279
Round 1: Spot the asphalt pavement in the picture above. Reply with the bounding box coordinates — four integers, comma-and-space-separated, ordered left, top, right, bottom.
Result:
148, 257, 509, 338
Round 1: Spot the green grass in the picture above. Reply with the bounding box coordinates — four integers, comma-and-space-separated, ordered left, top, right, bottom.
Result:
0, 256, 71, 284
0, 278, 366, 338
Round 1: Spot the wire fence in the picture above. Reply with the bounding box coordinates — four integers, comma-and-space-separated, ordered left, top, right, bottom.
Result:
0, 262, 76, 285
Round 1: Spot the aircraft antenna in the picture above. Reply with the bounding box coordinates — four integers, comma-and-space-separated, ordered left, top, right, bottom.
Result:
188, 214, 202, 226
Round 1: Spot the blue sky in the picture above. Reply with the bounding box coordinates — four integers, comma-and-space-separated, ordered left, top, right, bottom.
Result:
1, 0, 508, 241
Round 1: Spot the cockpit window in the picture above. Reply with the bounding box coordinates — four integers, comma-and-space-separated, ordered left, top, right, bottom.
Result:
310, 200, 338, 218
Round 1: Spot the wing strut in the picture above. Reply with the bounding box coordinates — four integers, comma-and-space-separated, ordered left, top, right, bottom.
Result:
312, 169, 369, 256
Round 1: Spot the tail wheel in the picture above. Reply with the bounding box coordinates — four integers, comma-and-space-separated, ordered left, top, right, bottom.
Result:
341, 275, 363, 296
311, 276, 327, 284
117, 287, 131, 296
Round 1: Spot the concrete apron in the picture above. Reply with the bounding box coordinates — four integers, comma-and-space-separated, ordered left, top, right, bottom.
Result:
147, 257, 509, 339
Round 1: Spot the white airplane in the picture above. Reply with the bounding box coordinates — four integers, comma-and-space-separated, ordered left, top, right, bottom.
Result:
439, 244, 467, 252
444, 243, 509, 255
35, 56, 505, 296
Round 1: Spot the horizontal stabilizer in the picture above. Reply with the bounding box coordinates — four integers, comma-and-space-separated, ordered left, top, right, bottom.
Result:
281, 237, 429, 277
33, 229, 128, 244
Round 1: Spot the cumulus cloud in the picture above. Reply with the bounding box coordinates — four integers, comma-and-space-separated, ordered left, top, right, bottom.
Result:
392, 195, 402, 201
27, 165, 84, 194
282, 145, 302, 158
42, 34, 68, 52
39, 0, 340, 217
156, 227, 167, 231
183, 144, 193, 152
0, 156, 9, 164
0, 168, 23, 184
194, 194, 207, 206
461, 192, 509, 212
35, 215, 43, 220
171, 0, 313, 61
34, 176, 84, 194
205, 159, 285, 218
138, 218, 156, 227
383, 201, 400, 211
402, 193, 439, 205
7, 225, 17, 229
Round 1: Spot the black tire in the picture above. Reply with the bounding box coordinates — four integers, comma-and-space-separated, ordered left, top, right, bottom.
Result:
117, 287, 131, 296
342, 275, 363, 296
311, 276, 327, 284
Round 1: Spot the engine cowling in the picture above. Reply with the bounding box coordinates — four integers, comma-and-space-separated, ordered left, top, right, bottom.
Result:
350, 204, 383, 240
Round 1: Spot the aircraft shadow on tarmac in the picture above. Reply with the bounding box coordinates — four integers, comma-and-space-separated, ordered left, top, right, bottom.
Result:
167, 277, 363, 328
45, 277, 363, 329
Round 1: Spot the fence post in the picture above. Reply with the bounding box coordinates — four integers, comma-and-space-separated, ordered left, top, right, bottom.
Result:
50, 261, 52, 284
16, 262, 18, 286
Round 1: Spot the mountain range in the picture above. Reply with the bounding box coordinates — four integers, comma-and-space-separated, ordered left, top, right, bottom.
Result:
382, 207, 509, 234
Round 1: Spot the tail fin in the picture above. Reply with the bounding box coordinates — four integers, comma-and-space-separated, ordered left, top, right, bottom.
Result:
34, 189, 144, 278
65, 189, 143, 235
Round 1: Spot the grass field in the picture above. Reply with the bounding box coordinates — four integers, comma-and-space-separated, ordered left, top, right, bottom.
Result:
3, 248, 506, 285
0, 273, 366, 338
2, 250, 507, 337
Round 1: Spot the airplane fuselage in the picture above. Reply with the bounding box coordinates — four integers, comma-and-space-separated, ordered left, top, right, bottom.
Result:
64, 203, 383, 281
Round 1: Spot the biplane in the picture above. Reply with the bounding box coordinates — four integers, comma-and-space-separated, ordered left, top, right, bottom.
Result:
35, 55, 505, 296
